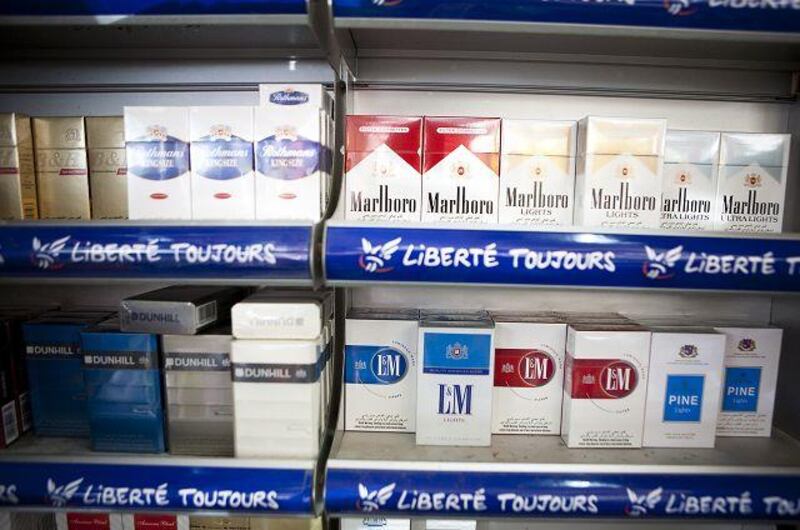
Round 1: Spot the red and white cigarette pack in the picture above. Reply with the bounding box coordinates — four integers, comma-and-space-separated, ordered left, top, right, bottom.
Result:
56, 514, 122, 530
491, 313, 566, 434
422, 117, 500, 224
561, 323, 651, 448
122, 514, 188, 530
345, 115, 422, 222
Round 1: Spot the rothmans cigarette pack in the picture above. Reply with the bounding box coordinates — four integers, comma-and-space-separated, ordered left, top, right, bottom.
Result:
122, 514, 188, 530
575, 116, 666, 229
232, 290, 332, 340
643, 327, 725, 448
416, 311, 494, 446
0, 113, 37, 220
660, 130, 719, 231
33, 116, 91, 219
80, 319, 165, 453
232, 334, 330, 458
190, 106, 255, 219
120, 286, 245, 335
86, 116, 128, 219
345, 115, 423, 222
715, 326, 782, 437
162, 327, 234, 456
22, 313, 109, 436
345, 308, 418, 432
561, 323, 651, 448
500, 120, 576, 226
255, 84, 329, 221
715, 133, 790, 233
125, 106, 192, 219
422, 117, 500, 224
56, 513, 123, 530
491, 313, 566, 434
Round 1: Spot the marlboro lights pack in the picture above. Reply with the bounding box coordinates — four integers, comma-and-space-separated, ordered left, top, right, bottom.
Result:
124, 106, 192, 219
561, 322, 651, 448
422, 117, 500, 224
715, 133, 790, 233
345, 115, 423, 222
491, 313, 566, 434
190, 106, 255, 219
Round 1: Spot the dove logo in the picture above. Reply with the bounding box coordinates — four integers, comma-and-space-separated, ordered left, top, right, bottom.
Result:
359, 237, 402, 273
642, 245, 683, 280
357, 482, 396, 512
31, 236, 71, 270
625, 487, 663, 516
664, 0, 697, 15
47, 477, 84, 507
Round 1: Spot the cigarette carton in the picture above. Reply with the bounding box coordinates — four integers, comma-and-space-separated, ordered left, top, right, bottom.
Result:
643, 327, 725, 448
416, 312, 494, 446
162, 327, 234, 456
561, 323, 651, 448
660, 130, 719, 231
491, 313, 566, 434
120, 286, 245, 335
575, 116, 665, 229
125, 107, 191, 219
33, 117, 90, 219
22, 313, 108, 436
232, 290, 332, 340
232, 335, 330, 458
345, 115, 423, 222
715, 326, 782, 437
80, 319, 165, 453
715, 133, 790, 233
345, 308, 418, 432
190, 106, 255, 219
86, 116, 127, 219
422, 117, 500, 224
0, 113, 37, 219
255, 85, 329, 221
500, 120, 576, 226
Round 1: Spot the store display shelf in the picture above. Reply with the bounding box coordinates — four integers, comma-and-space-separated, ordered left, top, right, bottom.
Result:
0, 221, 314, 285
324, 222, 800, 293
0, 436, 316, 514
325, 430, 800, 520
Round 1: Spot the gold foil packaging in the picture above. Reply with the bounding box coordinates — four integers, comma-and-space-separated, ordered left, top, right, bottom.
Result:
0, 113, 38, 220
86, 116, 128, 219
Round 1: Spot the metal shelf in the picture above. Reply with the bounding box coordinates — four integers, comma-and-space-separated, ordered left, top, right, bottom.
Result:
324, 222, 800, 293
0, 221, 314, 285
325, 430, 800, 520
0, 435, 317, 514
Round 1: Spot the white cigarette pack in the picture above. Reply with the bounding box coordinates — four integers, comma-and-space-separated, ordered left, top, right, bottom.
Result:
575, 116, 665, 229
190, 106, 255, 219
715, 326, 782, 437
561, 323, 651, 448
500, 119, 576, 226
491, 313, 566, 434
345, 308, 418, 432
232, 290, 332, 340
643, 327, 725, 448
416, 312, 494, 446
125, 107, 191, 219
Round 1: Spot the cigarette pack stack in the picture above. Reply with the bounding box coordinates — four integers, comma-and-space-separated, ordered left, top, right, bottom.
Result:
231, 289, 334, 459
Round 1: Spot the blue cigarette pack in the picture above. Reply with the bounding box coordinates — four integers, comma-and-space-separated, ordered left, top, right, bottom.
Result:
22, 314, 109, 437
80, 319, 166, 453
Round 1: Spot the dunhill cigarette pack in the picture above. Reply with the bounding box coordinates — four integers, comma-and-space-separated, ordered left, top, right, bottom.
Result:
163, 327, 234, 456
125, 107, 192, 219
0, 113, 37, 220
232, 290, 333, 340
33, 116, 90, 219
120, 286, 245, 335
81, 319, 165, 453
86, 116, 128, 219
22, 313, 108, 436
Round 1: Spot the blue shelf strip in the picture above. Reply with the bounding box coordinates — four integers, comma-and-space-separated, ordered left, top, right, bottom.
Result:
0, 224, 312, 281
334, 0, 800, 34
0, 1, 306, 16
325, 467, 800, 519
324, 225, 800, 292
0, 460, 314, 513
